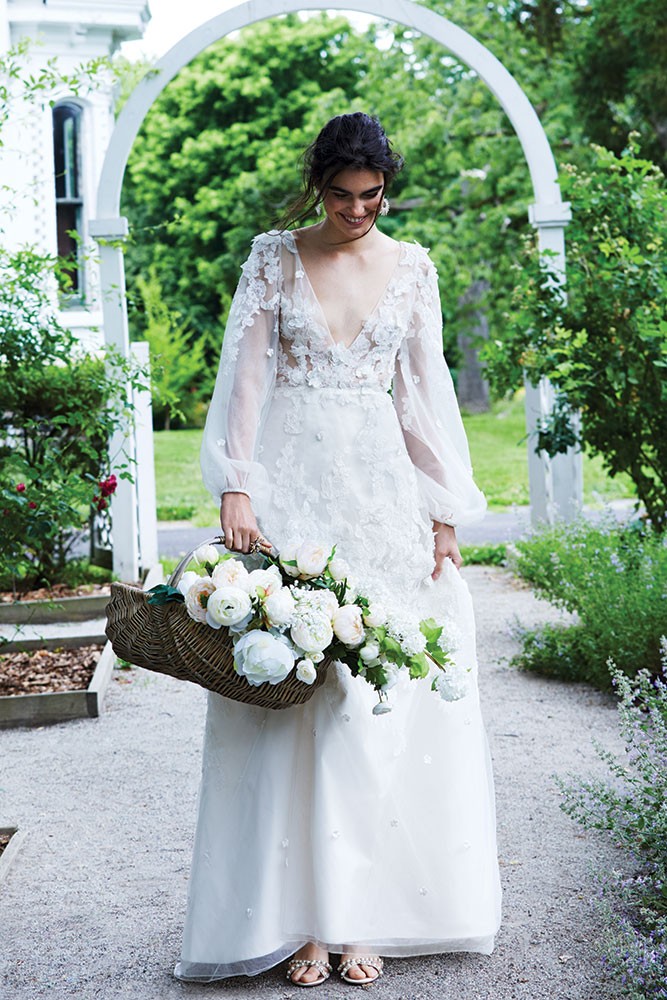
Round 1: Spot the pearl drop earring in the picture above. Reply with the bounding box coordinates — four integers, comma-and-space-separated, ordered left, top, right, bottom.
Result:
380, 197, 390, 216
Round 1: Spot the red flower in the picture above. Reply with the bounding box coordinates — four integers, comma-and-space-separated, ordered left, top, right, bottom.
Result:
28, 501, 37, 509
16, 483, 26, 493
96, 497, 108, 512
2, 508, 8, 516
98, 474, 118, 498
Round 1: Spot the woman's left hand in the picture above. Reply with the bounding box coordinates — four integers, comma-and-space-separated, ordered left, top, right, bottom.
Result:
431, 521, 462, 579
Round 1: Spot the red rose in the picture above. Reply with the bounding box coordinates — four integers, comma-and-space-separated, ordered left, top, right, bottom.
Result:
16, 483, 26, 493
97, 497, 108, 511
2, 508, 8, 515
28, 501, 37, 509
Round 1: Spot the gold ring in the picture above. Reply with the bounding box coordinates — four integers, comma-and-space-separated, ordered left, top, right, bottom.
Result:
249, 535, 266, 554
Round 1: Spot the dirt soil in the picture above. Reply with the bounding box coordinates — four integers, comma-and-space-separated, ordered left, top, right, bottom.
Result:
0, 831, 12, 857
0, 582, 112, 603
0, 643, 104, 696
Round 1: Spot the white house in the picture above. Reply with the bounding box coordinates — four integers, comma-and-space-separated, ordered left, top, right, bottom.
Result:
0, 0, 150, 349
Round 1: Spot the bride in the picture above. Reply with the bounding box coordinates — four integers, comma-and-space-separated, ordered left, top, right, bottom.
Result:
174, 112, 502, 987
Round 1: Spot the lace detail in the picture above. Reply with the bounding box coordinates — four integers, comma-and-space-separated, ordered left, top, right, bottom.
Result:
200, 228, 487, 527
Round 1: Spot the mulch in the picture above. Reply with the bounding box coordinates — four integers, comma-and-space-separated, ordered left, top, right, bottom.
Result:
0, 644, 104, 696
0, 582, 112, 604
0, 832, 12, 858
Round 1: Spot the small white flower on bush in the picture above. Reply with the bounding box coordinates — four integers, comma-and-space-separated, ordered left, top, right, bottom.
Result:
184, 576, 217, 623
291, 609, 333, 654
296, 541, 329, 578
245, 566, 282, 599
177, 570, 200, 597
279, 544, 301, 578
434, 664, 470, 701
332, 605, 365, 646
233, 630, 295, 687
212, 558, 249, 589
194, 543, 220, 567
328, 556, 350, 581
363, 604, 387, 627
263, 588, 295, 627
359, 642, 380, 662
206, 586, 252, 629
296, 658, 317, 685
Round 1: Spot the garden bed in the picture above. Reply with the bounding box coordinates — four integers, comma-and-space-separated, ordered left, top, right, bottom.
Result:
0, 638, 116, 728
0, 580, 142, 626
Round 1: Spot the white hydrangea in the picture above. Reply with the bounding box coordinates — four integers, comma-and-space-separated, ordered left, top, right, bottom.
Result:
434, 663, 471, 701
386, 616, 427, 656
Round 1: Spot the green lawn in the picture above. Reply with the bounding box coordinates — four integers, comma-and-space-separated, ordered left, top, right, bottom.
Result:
153, 390, 636, 524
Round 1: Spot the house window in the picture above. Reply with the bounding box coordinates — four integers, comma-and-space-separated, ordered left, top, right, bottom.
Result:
53, 102, 84, 299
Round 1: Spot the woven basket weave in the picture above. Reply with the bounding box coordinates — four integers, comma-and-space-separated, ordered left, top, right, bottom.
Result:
104, 536, 331, 710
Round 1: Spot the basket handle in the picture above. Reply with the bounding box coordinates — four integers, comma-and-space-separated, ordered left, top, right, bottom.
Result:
167, 536, 276, 588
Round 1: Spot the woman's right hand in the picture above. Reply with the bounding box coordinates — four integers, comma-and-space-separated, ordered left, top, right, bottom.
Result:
220, 492, 267, 554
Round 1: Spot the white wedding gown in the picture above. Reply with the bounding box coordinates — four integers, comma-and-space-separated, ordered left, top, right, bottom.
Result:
174, 229, 502, 981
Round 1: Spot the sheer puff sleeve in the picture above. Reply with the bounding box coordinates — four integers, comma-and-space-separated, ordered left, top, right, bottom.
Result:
200, 231, 281, 507
392, 248, 487, 528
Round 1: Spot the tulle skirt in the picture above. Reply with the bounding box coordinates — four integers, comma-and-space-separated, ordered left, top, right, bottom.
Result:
174, 386, 502, 981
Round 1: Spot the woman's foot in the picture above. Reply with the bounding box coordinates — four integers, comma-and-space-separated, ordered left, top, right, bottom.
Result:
338, 952, 384, 983
287, 942, 331, 985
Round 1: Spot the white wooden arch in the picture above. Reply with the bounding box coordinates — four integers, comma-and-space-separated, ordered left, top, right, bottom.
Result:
91, 0, 582, 579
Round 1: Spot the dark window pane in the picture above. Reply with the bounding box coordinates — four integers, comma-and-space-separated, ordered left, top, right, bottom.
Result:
53, 104, 81, 200
56, 203, 80, 293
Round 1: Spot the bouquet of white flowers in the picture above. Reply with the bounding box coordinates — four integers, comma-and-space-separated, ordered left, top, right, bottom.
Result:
139, 537, 471, 714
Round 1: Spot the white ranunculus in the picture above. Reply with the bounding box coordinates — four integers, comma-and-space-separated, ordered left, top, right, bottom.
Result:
332, 605, 365, 647
363, 604, 387, 627
359, 642, 380, 662
310, 650, 324, 663
184, 576, 217, 623
328, 556, 350, 581
233, 630, 295, 687
290, 610, 333, 654
194, 543, 220, 567
263, 588, 295, 627
295, 541, 329, 579
206, 585, 252, 629
212, 558, 249, 589
279, 544, 301, 578
177, 570, 200, 597
296, 658, 317, 685
245, 566, 282, 599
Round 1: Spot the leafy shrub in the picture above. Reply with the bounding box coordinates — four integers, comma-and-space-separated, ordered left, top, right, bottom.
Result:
482, 138, 667, 527
509, 513, 667, 688
555, 643, 667, 999
460, 542, 507, 566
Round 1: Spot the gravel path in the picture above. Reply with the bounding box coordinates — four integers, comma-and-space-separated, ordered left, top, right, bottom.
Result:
0, 566, 625, 1000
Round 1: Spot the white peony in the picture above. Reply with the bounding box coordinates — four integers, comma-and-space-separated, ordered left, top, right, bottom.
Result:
434, 665, 470, 701
279, 544, 301, 578
363, 604, 387, 627
359, 642, 380, 662
177, 570, 200, 597
332, 605, 365, 647
296, 658, 317, 685
206, 585, 252, 629
244, 566, 282, 599
184, 576, 217, 623
233, 630, 295, 687
295, 540, 329, 579
290, 610, 333, 654
262, 588, 295, 627
212, 558, 249, 589
194, 543, 220, 567
328, 556, 350, 581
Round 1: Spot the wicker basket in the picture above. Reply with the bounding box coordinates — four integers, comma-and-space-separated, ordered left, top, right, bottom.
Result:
104, 536, 331, 710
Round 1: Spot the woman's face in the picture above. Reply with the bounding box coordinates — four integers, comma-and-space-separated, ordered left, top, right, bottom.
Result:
320, 167, 385, 240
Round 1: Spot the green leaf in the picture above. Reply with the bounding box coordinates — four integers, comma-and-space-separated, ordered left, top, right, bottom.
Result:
146, 583, 185, 605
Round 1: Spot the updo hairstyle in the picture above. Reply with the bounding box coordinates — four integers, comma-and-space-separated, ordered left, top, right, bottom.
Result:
275, 112, 404, 232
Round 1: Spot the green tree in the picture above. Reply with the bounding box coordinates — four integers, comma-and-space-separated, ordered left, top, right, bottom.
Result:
481, 139, 667, 527
133, 267, 211, 430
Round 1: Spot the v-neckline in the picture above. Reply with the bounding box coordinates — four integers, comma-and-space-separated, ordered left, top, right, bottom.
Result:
285, 230, 404, 352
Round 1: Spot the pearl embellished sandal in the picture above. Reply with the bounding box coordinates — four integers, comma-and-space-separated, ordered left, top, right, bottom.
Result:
337, 955, 384, 984
286, 957, 333, 987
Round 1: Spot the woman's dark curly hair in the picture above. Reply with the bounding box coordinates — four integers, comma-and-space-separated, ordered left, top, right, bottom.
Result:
274, 112, 404, 234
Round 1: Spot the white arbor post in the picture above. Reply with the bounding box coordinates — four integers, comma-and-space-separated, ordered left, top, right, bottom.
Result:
91, 0, 584, 572
88, 216, 139, 580
131, 341, 159, 570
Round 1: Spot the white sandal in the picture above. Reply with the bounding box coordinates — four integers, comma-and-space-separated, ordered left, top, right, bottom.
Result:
337, 955, 384, 984
286, 957, 333, 987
